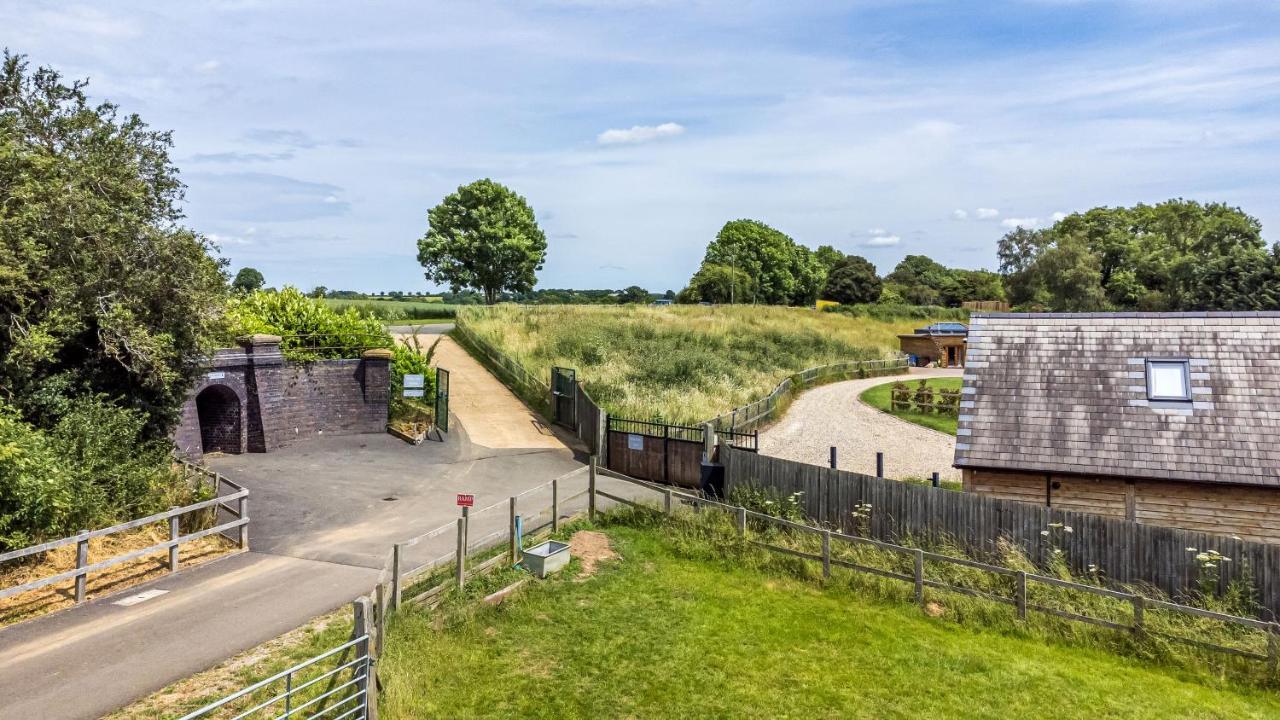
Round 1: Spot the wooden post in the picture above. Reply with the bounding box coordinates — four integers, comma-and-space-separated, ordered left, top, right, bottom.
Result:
552, 478, 560, 533
662, 424, 670, 485
1132, 594, 1145, 634
664, 488, 673, 515
462, 505, 470, 555
598, 412, 608, 466
821, 530, 831, 578
829, 447, 837, 470
913, 549, 924, 606
509, 496, 519, 564
1015, 571, 1027, 620
455, 518, 465, 590
237, 495, 249, 549
930, 472, 940, 488
736, 507, 747, 537
875, 452, 884, 479
374, 584, 386, 658
391, 544, 402, 610
352, 598, 372, 716
703, 422, 716, 463
588, 455, 598, 522
75, 531, 89, 603
168, 508, 180, 573
1268, 623, 1279, 679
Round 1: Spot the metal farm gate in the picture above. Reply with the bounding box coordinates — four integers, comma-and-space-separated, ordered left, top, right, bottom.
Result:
606, 417, 757, 489
552, 367, 577, 429
435, 367, 450, 433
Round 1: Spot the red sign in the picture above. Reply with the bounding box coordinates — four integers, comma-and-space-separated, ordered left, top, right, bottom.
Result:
456, 494, 474, 507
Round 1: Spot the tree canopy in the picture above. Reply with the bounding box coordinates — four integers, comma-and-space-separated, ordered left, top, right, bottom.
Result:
0, 53, 227, 437
998, 200, 1274, 311
691, 220, 823, 305
821, 255, 882, 304
232, 267, 265, 294
618, 286, 651, 304
417, 179, 547, 305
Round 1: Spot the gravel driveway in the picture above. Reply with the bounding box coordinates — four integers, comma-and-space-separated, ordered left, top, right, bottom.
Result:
759, 367, 964, 482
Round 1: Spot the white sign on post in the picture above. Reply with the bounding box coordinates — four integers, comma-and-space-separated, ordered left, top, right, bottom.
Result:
627, 433, 644, 451
403, 374, 425, 389
403, 389, 425, 398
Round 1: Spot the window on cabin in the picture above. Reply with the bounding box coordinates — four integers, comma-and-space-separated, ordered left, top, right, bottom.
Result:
1146, 360, 1191, 401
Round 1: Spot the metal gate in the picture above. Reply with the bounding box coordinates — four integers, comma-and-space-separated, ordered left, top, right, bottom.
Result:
435, 367, 450, 433
552, 366, 577, 429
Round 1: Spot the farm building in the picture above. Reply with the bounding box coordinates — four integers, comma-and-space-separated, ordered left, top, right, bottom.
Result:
898, 322, 968, 367
955, 312, 1280, 543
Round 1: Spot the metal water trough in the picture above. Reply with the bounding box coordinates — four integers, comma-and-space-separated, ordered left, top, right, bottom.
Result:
522, 540, 570, 578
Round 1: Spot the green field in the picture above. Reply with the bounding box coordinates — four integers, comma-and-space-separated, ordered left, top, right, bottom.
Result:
860, 376, 963, 435
378, 522, 1279, 719
458, 304, 944, 424
322, 298, 461, 321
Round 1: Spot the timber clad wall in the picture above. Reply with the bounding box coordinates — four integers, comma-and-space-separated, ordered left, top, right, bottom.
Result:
173, 336, 390, 459
964, 468, 1280, 545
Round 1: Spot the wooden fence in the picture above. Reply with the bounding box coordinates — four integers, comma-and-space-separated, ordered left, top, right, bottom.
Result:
452, 315, 552, 415
0, 460, 249, 606
596, 468, 1280, 676
722, 446, 1280, 619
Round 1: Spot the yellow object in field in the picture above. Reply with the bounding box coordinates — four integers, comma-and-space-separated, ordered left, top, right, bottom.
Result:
815, 300, 840, 311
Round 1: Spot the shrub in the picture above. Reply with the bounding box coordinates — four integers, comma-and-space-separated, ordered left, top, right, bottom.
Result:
890, 382, 911, 411
227, 287, 390, 360
937, 388, 962, 415
912, 380, 935, 413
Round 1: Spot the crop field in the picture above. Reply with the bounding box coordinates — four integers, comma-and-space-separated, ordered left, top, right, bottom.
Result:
457, 304, 937, 424
377, 521, 1280, 719
322, 298, 461, 321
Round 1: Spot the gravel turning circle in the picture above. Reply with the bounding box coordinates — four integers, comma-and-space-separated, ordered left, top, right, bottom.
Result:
759, 367, 964, 482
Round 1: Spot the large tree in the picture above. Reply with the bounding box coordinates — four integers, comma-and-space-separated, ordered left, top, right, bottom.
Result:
417, 179, 547, 304
998, 199, 1275, 311
698, 220, 822, 305
232, 267, 265, 293
820, 255, 882, 304
0, 53, 227, 436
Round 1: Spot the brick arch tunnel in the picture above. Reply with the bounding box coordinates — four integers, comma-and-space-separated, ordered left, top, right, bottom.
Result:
196, 384, 242, 455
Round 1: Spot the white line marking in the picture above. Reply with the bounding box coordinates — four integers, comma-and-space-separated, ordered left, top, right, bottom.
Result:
112, 589, 169, 607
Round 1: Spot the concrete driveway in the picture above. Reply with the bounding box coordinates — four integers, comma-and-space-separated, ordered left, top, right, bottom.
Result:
0, 333, 601, 720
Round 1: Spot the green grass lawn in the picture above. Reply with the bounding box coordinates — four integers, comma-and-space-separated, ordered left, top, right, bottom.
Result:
860, 376, 962, 435
378, 525, 1280, 719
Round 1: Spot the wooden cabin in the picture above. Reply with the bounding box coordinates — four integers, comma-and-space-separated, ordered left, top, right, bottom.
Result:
898, 322, 968, 368
955, 312, 1280, 544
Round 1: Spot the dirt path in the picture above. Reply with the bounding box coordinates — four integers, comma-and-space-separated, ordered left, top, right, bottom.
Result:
397, 334, 566, 451
759, 367, 964, 482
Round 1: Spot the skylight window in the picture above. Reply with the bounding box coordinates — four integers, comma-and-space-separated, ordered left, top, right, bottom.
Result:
1146, 360, 1191, 402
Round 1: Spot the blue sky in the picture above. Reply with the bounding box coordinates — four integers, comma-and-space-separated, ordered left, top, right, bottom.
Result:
7, 1, 1280, 293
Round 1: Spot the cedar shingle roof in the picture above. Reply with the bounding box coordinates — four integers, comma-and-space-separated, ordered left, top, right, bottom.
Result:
953, 312, 1280, 487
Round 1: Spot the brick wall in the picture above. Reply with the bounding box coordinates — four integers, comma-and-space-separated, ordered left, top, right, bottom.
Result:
173, 337, 391, 459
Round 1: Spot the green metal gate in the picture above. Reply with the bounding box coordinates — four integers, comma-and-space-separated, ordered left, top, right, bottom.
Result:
552, 366, 577, 429
435, 367, 450, 433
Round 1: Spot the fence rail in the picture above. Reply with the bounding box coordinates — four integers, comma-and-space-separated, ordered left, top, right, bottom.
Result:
0, 460, 249, 605
596, 467, 1280, 675
721, 446, 1280, 619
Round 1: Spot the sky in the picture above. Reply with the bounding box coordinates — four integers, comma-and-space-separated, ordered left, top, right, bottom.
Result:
6, 1, 1280, 293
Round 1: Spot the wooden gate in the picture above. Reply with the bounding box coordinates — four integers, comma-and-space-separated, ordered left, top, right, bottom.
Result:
435, 367, 450, 433
606, 418, 757, 489
552, 366, 577, 429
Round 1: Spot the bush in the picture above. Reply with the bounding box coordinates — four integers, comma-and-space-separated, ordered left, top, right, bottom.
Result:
912, 380, 935, 413
227, 287, 390, 360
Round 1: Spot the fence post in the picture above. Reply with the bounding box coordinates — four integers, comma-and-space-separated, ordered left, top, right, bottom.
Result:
1269, 623, 1279, 679
352, 598, 370, 705
876, 452, 884, 479
1132, 594, 1145, 635
703, 423, 716, 462
374, 583, 386, 658
455, 518, 465, 590
509, 496, 519, 564
589, 455, 598, 522
167, 508, 181, 572
913, 549, 925, 606
392, 544, 402, 611
552, 478, 560, 533
1015, 571, 1027, 620
930, 472, 940, 488
237, 495, 249, 550
462, 505, 470, 557
821, 530, 831, 578
664, 488, 673, 515
829, 447, 837, 470
737, 506, 747, 537
75, 531, 89, 603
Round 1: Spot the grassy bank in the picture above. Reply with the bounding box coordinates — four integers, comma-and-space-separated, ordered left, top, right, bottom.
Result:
379, 520, 1280, 719
860, 376, 963, 435
323, 298, 461, 321
457, 304, 941, 424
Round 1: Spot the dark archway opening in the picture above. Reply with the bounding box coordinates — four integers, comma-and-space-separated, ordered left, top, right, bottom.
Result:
197, 385, 242, 455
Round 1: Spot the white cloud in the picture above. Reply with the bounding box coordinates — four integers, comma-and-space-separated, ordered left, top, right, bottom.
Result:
864, 234, 901, 247
1051, 211, 1068, 222
866, 227, 887, 235
951, 209, 968, 221
597, 122, 685, 145
1001, 217, 1040, 229
195, 60, 220, 74
975, 208, 1000, 220
207, 232, 252, 246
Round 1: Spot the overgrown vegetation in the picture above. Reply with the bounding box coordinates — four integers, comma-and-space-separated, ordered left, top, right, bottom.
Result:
322, 298, 460, 321
378, 516, 1280, 718
860, 377, 964, 435
458, 304, 941, 424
